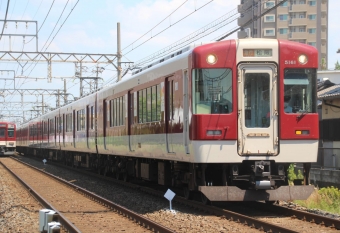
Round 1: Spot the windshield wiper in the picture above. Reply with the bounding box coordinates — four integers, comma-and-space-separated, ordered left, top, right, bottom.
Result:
297, 105, 310, 118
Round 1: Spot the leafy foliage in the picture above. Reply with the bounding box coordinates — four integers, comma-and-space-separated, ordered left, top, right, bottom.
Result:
287, 164, 297, 185
295, 187, 340, 214
287, 164, 304, 185
297, 170, 304, 179
320, 58, 327, 70
335, 60, 340, 70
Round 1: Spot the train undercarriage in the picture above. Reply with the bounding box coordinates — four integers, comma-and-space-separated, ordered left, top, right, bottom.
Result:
18, 146, 314, 203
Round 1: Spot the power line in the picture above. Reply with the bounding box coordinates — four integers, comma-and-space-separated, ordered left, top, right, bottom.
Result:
131, 5, 241, 68
32, 0, 43, 19
123, 0, 214, 56
215, 0, 287, 41
8, 0, 15, 19
44, 0, 80, 51
25, 0, 56, 45
18, 0, 50, 85
41, 0, 70, 52
131, 0, 274, 69
122, 0, 189, 51
0, 0, 10, 41
25, 0, 80, 78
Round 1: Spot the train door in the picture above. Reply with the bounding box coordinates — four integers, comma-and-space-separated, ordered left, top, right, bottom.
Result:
48, 119, 50, 145
58, 115, 62, 148
32, 124, 35, 146
40, 121, 43, 148
62, 114, 65, 147
103, 99, 107, 150
183, 70, 190, 154
128, 91, 135, 151
166, 77, 175, 153
55, 116, 58, 147
237, 64, 278, 156
86, 105, 90, 149
73, 110, 76, 148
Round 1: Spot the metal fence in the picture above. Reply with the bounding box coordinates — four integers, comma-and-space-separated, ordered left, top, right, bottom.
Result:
315, 148, 340, 169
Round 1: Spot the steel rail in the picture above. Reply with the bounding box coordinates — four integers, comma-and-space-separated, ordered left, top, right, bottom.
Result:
31, 156, 298, 233
15, 155, 340, 232
252, 202, 340, 230
139, 187, 298, 233
10, 157, 175, 233
0, 160, 82, 233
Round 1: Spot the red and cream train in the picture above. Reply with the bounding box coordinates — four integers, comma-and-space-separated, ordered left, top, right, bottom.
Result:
17, 38, 319, 202
0, 121, 16, 156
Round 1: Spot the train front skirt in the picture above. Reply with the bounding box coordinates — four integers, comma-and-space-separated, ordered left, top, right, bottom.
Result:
199, 185, 315, 201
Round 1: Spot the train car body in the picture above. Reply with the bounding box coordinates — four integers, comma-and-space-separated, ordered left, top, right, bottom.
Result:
0, 122, 16, 156
17, 38, 318, 202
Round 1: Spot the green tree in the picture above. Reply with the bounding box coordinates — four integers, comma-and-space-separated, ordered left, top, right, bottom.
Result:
287, 164, 297, 185
335, 61, 340, 70
320, 58, 327, 70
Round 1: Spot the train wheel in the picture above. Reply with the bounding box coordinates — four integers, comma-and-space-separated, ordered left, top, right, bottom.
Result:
183, 187, 193, 200
265, 200, 276, 205
123, 172, 128, 182
201, 193, 211, 205
115, 171, 120, 180
103, 166, 108, 177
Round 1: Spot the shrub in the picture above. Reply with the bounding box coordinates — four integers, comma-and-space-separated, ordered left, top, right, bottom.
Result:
295, 187, 340, 214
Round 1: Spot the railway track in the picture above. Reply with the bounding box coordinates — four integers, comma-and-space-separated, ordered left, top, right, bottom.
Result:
0, 157, 174, 233
11, 154, 340, 233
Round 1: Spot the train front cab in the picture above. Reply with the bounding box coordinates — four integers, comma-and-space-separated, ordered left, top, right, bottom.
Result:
0, 122, 16, 156
190, 39, 318, 202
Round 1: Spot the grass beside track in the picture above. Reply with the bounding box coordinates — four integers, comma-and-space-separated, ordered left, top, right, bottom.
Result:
295, 187, 340, 215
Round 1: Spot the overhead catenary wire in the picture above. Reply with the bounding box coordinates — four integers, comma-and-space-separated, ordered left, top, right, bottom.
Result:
15, 0, 280, 119
123, 0, 214, 56
0, 0, 11, 41
24, 0, 80, 78
43, 0, 80, 51
11, 0, 80, 112
131, 0, 277, 69
122, 0, 189, 51
32, 0, 43, 19
25, 0, 56, 45
215, 0, 288, 41
104, 0, 275, 85
8, 0, 15, 19
23, 0, 67, 75
40, 0, 70, 52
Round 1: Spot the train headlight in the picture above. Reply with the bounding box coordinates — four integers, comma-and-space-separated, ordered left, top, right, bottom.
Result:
206, 54, 217, 65
206, 130, 222, 136
298, 54, 308, 65
295, 130, 309, 135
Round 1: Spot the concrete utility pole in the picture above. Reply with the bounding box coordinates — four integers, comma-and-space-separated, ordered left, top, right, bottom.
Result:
80, 62, 83, 97
117, 22, 122, 82
64, 79, 67, 105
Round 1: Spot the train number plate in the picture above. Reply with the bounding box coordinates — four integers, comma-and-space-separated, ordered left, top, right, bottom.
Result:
247, 133, 269, 137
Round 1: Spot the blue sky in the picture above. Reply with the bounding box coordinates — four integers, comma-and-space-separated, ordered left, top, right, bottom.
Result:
0, 0, 339, 123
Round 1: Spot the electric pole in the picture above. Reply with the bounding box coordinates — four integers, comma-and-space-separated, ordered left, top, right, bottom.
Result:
117, 22, 122, 82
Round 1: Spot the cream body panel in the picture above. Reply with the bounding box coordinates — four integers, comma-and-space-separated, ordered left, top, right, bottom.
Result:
190, 140, 318, 163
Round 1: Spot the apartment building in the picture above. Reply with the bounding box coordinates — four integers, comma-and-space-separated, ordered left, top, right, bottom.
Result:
238, 0, 328, 69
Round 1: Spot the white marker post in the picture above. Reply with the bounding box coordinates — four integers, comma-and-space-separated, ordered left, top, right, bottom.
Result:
164, 189, 176, 211
43, 159, 47, 165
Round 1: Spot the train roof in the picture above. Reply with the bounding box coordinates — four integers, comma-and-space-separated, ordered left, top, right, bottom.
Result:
131, 44, 196, 76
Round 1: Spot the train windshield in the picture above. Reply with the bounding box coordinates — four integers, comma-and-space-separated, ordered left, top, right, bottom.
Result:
8, 129, 14, 137
0, 128, 4, 137
284, 69, 317, 113
192, 68, 232, 114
